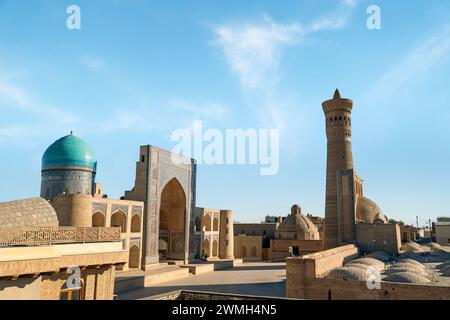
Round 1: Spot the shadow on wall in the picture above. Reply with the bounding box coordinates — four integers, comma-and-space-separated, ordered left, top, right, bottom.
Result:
117, 280, 287, 300
216, 264, 286, 272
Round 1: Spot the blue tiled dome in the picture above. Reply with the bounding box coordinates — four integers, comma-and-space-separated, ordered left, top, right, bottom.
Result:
42, 134, 96, 170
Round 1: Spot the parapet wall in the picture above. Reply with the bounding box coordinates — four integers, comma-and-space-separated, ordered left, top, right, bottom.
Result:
290, 277, 450, 300
286, 244, 358, 298
356, 223, 401, 255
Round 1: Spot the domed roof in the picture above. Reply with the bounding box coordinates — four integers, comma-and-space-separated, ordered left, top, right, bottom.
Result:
356, 197, 388, 224
400, 242, 425, 253
42, 134, 96, 170
0, 197, 58, 227
386, 267, 431, 279
326, 267, 371, 282
276, 205, 319, 240
366, 251, 392, 262
345, 258, 385, 270
384, 272, 431, 284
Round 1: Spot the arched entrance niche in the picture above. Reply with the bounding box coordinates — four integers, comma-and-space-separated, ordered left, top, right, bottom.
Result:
130, 214, 141, 233
158, 178, 186, 260
203, 215, 211, 231
111, 210, 127, 233
92, 212, 105, 227
128, 245, 140, 269
212, 240, 218, 257
242, 246, 247, 258
203, 239, 210, 258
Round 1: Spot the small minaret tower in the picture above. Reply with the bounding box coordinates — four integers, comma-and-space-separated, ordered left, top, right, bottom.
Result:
322, 89, 354, 249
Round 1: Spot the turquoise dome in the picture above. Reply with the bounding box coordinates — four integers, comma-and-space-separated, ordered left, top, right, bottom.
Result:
42, 134, 97, 170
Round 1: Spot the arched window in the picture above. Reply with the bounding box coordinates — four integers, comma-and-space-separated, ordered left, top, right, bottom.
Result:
60, 278, 83, 300
171, 236, 184, 253
252, 246, 257, 257
111, 211, 127, 233
195, 216, 202, 232
203, 215, 211, 232
212, 240, 218, 257
241, 246, 247, 258
92, 212, 105, 227
203, 239, 210, 258
213, 218, 219, 231
130, 214, 141, 233
128, 245, 140, 269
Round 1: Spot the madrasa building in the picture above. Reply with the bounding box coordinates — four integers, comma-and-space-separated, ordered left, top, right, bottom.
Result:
0, 133, 235, 299
39, 134, 233, 270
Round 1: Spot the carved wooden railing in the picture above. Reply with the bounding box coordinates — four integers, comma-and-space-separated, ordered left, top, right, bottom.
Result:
0, 227, 121, 247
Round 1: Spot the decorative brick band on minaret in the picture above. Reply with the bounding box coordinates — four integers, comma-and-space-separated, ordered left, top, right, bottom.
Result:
323, 89, 354, 249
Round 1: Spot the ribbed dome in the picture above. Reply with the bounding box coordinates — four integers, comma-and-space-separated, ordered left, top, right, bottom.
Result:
0, 197, 58, 227
278, 213, 317, 232
356, 197, 388, 224
42, 134, 96, 170
276, 205, 319, 240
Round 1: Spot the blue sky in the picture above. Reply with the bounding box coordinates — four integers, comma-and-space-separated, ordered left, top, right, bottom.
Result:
1, 0, 450, 227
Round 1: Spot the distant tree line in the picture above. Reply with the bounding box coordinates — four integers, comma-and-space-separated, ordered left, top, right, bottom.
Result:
388, 218, 405, 226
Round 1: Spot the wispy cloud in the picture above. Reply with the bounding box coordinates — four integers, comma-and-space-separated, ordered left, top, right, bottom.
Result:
0, 79, 27, 107
210, 2, 358, 132
368, 25, 450, 100
0, 76, 80, 146
212, 14, 302, 90
0, 78, 79, 123
80, 56, 106, 69
91, 99, 229, 134
168, 99, 228, 121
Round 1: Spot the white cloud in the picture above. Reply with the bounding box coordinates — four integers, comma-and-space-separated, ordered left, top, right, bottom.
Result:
211, 4, 357, 132
0, 76, 81, 147
211, 3, 358, 91
212, 14, 302, 90
0, 80, 28, 107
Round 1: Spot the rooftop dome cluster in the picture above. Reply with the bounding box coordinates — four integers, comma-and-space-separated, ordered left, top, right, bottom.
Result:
326, 257, 386, 282
383, 259, 436, 284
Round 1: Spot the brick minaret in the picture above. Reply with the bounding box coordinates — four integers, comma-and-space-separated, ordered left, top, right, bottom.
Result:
322, 89, 354, 249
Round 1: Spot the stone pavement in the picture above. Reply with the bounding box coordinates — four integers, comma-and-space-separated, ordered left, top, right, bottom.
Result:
117, 262, 286, 300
